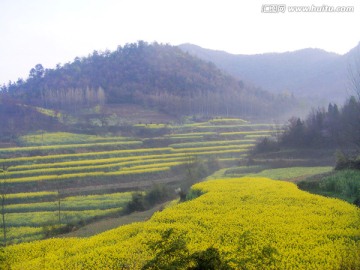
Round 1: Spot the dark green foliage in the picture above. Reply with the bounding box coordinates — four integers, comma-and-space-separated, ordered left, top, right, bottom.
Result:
179, 157, 220, 201
281, 117, 307, 148
231, 231, 279, 269
145, 184, 171, 206
142, 229, 233, 270
185, 157, 219, 183
257, 245, 279, 267
189, 247, 233, 270
126, 184, 172, 214
125, 192, 146, 213
297, 180, 320, 190
0, 246, 8, 270
319, 170, 360, 198
142, 229, 190, 270
335, 151, 360, 170
42, 224, 76, 238
184, 189, 203, 201
142, 228, 281, 269
253, 137, 279, 153
336, 158, 360, 170
354, 197, 360, 207
335, 150, 349, 170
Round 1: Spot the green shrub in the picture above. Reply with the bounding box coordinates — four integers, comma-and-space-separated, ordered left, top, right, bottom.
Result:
125, 192, 146, 213
253, 137, 279, 153
189, 247, 233, 270
142, 229, 233, 270
299, 169, 360, 205
354, 197, 360, 207
142, 229, 189, 270
335, 151, 360, 170
145, 184, 171, 206
185, 189, 203, 201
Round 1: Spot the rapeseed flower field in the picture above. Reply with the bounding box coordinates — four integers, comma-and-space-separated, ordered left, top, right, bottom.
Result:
5, 177, 360, 269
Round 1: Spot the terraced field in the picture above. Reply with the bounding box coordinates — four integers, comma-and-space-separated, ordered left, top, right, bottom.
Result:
0, 118, 279, 244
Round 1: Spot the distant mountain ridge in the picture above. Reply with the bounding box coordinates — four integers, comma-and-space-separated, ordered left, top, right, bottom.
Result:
179, 43, 360, 103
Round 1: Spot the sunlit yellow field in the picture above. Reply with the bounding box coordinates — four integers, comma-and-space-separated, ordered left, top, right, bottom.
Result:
5, 177, 360, 269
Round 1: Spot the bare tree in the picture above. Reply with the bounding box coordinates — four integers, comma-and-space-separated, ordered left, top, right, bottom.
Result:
56, 188, 63, 225
347, 48, 360, 100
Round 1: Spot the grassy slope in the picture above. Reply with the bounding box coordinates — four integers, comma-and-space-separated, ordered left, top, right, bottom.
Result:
298, 169, 360, 203
206, 166, 333, 181
248, 166, 333, 181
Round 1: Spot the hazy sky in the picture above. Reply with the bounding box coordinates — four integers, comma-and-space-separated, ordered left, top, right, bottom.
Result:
1, 0, 359, 85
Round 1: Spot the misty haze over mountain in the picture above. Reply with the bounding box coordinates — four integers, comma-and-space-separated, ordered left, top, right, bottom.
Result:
179, 42, 360, 105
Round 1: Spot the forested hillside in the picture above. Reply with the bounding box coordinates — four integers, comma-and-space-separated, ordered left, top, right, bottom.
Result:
1, 42, 296, 119
270, 97, 360, 151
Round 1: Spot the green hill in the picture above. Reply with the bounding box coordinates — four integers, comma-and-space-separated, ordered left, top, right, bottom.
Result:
1, 42, 296, 133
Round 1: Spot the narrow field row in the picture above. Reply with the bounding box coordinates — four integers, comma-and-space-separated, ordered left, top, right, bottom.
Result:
4, 166, 171, 184
180, 124, 278, 132
161, 135, 204, 140
219, 130, 279, 136
121, 161, 185, 171
6, 208, 122, 227
208, 118, 248, 124
133, 119, 260, 130
6, 191, 58, 204
6, 226, 44, 243
133, 123, 169, 129
19, 132, 133, 146
244, 134, 272, 139
0, 147, 173, 166
7, 156, 190, 178
134, 122, 276, 133
165, 132, 217, 138
169, 139, 256, 148
0, 140, 142, 155
5, 192, 132, 213
171, 144, 254, 153
8, 153, 188, 171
